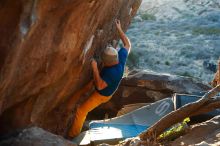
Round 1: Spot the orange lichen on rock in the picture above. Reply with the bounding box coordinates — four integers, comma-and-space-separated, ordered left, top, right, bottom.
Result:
211, 60, 220, 87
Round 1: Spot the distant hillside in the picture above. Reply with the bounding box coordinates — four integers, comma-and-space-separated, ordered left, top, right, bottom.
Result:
127, 0, 220, 83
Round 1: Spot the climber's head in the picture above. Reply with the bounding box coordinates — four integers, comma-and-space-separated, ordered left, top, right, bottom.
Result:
102, 46, 119, 66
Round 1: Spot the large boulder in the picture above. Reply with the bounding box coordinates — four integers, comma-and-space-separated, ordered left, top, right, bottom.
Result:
115, 69, 211, 104
0, 127, 76, 146
0, 0, 142, 136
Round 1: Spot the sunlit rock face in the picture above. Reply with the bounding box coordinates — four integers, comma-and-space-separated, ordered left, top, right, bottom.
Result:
171, 115, 220, 146
0, 0, 141, 136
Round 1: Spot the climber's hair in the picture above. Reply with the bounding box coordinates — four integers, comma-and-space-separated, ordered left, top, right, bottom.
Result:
102, 46, 119, 66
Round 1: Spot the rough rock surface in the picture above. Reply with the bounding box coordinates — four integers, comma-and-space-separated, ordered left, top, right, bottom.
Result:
211, 60, 220, 87
0, 127, 76, 146
0, 0, 141, 136
116, 69, 211, 104
171, 115, 220, 146
89, 69, 211, 119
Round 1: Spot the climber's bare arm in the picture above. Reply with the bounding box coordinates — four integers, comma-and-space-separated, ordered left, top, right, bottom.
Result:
115, 19, 131, 52
91, 59, 108, 90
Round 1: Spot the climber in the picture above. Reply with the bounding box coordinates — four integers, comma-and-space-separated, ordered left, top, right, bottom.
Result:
68, 19, 131, 138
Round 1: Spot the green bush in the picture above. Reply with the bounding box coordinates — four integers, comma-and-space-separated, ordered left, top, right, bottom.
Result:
177, 72, 194, 78
156, 61, 160, 64
165, 61, 170, 66
192, 27, 220, 35
155, 32, 160, 35
140, 13, 156, 21
127, 51, 139, 67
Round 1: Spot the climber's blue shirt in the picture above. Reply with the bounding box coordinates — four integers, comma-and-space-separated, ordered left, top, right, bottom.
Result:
97, 47, 128, 96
